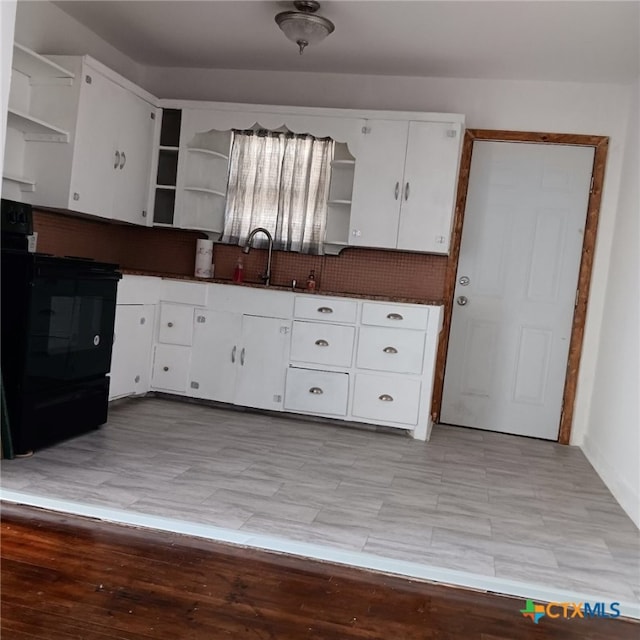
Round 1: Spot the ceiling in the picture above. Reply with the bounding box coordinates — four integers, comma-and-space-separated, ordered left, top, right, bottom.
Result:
52, 1, 639, 82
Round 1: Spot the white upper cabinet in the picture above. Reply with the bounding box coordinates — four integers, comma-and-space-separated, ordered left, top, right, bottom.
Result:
350, 119, 463, 254
17, 55, 158, 224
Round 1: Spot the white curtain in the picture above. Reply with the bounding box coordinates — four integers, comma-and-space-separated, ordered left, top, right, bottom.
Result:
222, 130, 333, 254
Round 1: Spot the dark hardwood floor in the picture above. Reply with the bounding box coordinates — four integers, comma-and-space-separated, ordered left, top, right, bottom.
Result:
1, 503, 637, 639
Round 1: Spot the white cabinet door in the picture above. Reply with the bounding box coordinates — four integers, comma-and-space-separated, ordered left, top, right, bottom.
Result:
349, 120, 408, 248
158, 303, 194, 346
235, 315, 291, 411
152, 344, 191, 392
109, 304, 155, 400
189, 309, 240, 403
69, 68, 118, 218
397, 121, 462, 254
112, 87, 155, 225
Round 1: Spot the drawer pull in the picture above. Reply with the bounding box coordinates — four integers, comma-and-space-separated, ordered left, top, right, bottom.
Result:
309, 387, 324, 395
383, 346, 398, 354
315, 339, 329, 347
163, 366, 169, 372
386, 313, 403, 321
379, 394, 394, 402
317, 306, 333, 314
167, 322, 174, 328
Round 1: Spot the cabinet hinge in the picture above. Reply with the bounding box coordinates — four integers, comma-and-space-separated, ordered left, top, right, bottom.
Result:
150, 112, 156, 120
196, 315, 206, 323
361, 125, 371, 134
589, 175, 595, 194
446, 129, 457, 138
85, 75, 92, 84
190, 381, 200, 389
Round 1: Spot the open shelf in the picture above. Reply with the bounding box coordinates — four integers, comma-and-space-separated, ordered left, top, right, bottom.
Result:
2, 173, 36, 192
12, 43, 74, 80
184, 186, 226, 197
7, 108, 69, 142
187, 147, 229, 161
330, 159, 355, 168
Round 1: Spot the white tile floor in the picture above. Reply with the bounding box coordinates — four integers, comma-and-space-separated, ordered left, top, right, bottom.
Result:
2, 397, 639, 615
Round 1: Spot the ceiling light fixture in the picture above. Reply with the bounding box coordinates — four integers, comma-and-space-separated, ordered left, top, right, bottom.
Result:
275, 0, 335, 55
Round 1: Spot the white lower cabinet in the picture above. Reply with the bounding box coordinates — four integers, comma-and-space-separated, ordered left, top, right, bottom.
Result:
117, 278, 442, 441
352, 374, 422, 426
189, 310, 291, 411
284, 368, 349, 416
109, 304, 155, 400
151, 344, 191, 392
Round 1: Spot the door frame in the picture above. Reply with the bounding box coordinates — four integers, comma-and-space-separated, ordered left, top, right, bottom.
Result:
431, 129, 609, 444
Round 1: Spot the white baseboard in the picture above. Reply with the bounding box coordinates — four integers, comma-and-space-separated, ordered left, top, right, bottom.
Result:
582, 435, 640, 529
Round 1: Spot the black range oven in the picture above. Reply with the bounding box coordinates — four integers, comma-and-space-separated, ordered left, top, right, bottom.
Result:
1, 199, 121, 455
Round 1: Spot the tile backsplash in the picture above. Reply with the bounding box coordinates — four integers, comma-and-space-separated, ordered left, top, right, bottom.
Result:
34, 210, 448, 302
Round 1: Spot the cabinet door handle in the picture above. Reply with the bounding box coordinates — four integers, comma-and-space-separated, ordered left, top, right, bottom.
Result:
167, 322, 174, 328
315, 339, 329, 347
163, 366, 169, 372
119, 151, 126, 169
317, 306, 333, 314
114, 150, 120, 169
240, 347, 245, 366
394, 181, 400, 200
386, 312, 403, 321
309, 387, 323, 395
404, 182, 410, 200
379, 394, 394, 402
383, 346, 398, 354
231, 345, 236, 363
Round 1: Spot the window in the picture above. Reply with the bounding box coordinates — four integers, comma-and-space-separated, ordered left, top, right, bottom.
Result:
222, 129, 334, 254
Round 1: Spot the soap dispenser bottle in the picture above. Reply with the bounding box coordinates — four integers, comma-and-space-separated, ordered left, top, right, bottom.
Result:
306, 269, 316, 291
233, 257, 245, 283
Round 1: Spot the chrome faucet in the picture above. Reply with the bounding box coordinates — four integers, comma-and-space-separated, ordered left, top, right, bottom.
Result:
243, 227, 273, 286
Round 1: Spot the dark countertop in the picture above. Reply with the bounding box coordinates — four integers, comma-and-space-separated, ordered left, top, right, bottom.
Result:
120, 269, 444, 306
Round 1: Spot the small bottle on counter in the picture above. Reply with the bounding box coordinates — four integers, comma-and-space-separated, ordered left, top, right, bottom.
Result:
233, 257, 244, 283
306, 269, 316, 291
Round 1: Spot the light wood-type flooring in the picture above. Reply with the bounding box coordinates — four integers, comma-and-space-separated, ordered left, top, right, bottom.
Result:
2, 397, 638, 616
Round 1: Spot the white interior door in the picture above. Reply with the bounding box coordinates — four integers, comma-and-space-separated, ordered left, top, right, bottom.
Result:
441, 141, 594, 439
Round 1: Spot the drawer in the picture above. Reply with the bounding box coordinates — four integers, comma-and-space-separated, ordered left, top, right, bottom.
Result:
161, 279, 208, 306
294, 296, 357, 324
151, 344, 191, 392
158, 303, 194, 345
290, 321, 355, 367
361, 302, 429, 330
352, 374, 422, 426
284, 368, 349, 416
356, 327, 426, 374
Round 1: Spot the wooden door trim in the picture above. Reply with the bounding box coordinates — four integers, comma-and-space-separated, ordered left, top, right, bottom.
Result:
431, 129, 609, 444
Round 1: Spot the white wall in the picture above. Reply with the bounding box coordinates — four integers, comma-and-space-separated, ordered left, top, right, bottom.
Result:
13, 1, 143, 85
1, 0, 17, 179
143, 65, 632, 446
581, 78, 640, 527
